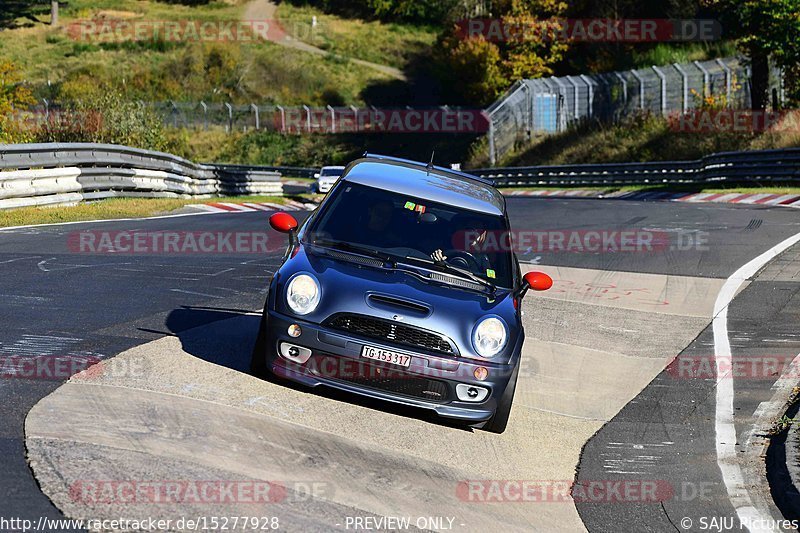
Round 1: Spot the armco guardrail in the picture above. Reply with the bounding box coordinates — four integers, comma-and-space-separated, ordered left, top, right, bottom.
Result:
0, 143, 283, 210
221, 164, 318, 179
471, 148, 800, 187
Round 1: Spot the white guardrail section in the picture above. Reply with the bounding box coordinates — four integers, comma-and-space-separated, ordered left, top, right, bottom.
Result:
0, 143, 283, 210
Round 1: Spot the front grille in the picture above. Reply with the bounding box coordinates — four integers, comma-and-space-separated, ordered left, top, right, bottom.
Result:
310, 355, 450, 402
325, 313, 454, 354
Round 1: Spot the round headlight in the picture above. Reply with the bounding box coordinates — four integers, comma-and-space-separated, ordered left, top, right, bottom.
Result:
286, 274, 320, 315
473, 317, 507, 358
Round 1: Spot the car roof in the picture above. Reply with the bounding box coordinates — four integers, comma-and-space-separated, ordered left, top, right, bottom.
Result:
321, 165, 345, 170
340, 156, 505, 216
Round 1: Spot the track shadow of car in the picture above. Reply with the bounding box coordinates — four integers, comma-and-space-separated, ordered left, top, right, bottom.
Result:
164, 305, 472, 431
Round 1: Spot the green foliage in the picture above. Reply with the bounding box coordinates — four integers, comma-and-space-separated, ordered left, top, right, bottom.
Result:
704, 0, 800, 108
364, 0, 458, 23
486, 112, 800, 168
285, 0, 458, 23
35, 90, 169, 151
496, 0, 569, 80
0, 61, 36, 143
2, 0, 409, 108
560, 1, 732, 73
276, 2, 437, 70
166, 43, 243, 102
436, 34, 507, 106
716, 0, 800, 64
436, 0, 568, 105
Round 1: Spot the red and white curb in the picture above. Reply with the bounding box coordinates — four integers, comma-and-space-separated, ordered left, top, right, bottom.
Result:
504, 189, 800, 207
675, 192, 800, 206
189, 200, 318, 213
504, 190, 611, 198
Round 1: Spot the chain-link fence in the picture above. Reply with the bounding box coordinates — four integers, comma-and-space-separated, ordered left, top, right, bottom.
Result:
486, 56, 785, 164
150, 103, 487, 134
23, 55, 785, 166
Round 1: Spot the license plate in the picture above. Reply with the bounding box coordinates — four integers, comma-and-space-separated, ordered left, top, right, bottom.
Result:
361, 346, 412, 368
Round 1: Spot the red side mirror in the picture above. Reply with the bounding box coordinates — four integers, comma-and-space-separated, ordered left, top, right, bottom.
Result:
523, 271, 553, 291
269, 212, 298, 234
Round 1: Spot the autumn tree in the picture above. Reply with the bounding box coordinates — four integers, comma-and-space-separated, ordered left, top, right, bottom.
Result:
437, 0, 569, 105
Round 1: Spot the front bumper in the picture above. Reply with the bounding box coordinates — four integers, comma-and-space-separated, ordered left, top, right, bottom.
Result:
261, 310, 518, 423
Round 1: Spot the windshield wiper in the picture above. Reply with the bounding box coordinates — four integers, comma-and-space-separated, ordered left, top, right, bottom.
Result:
402, 256, 496, 293
312, 239, 396, 265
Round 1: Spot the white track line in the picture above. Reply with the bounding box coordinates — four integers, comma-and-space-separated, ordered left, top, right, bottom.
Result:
714, 231, 800, 532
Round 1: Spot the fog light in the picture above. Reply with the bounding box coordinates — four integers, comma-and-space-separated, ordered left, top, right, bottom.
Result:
474, 366, 489, 381
456, 384, 489, 403
279, 342, 312, 364
288, 324, 302, 337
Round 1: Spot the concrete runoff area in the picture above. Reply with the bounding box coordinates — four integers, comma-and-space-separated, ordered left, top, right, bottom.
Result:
26, 265, 728, 531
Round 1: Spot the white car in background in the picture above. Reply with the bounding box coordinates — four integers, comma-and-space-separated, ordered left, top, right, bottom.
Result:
313, 166, 345, 193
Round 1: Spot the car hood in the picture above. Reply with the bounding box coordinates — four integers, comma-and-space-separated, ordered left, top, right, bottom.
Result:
273, 245, 521, 361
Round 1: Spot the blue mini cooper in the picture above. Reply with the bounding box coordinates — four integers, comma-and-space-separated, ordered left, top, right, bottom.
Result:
251, 154, 552, 433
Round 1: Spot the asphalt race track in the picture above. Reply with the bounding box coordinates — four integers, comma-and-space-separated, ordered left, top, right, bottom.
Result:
2, 197, 800, 532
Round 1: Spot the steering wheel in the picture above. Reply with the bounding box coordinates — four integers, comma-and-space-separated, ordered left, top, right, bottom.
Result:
441, 250, 480, 270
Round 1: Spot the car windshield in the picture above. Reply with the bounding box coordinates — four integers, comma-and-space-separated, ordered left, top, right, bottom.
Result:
306, 181, 513, 288
320, 168, 343, 177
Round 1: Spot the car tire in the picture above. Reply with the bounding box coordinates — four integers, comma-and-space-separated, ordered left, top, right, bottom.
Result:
481, 363, 520, 434
250, 310, 271, 378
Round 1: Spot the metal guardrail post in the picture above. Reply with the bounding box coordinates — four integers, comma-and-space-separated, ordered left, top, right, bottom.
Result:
487, 110, 497, 166
170, 100, 179, 129
200, 101, 208, 130
327, 105, 335, 133
780, 68, 786, 106
673, 63, 689, 113
251, 104, 260, 130
225, 103, 233, 133
630, 70, 645, 111
614, 72, 628, 105
651, 66, 668, 116
303, 105, 311, 133
579, 75, 594, 118
715, 58, 732, 106
276, 105, 286, 133
522, 83, 532, 136
566, 77, 580, 120
350, 105, 359, 132
693, 61, 710, 99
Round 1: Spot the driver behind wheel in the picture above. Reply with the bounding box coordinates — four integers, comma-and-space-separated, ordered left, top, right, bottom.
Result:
430, 215, 491, 272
